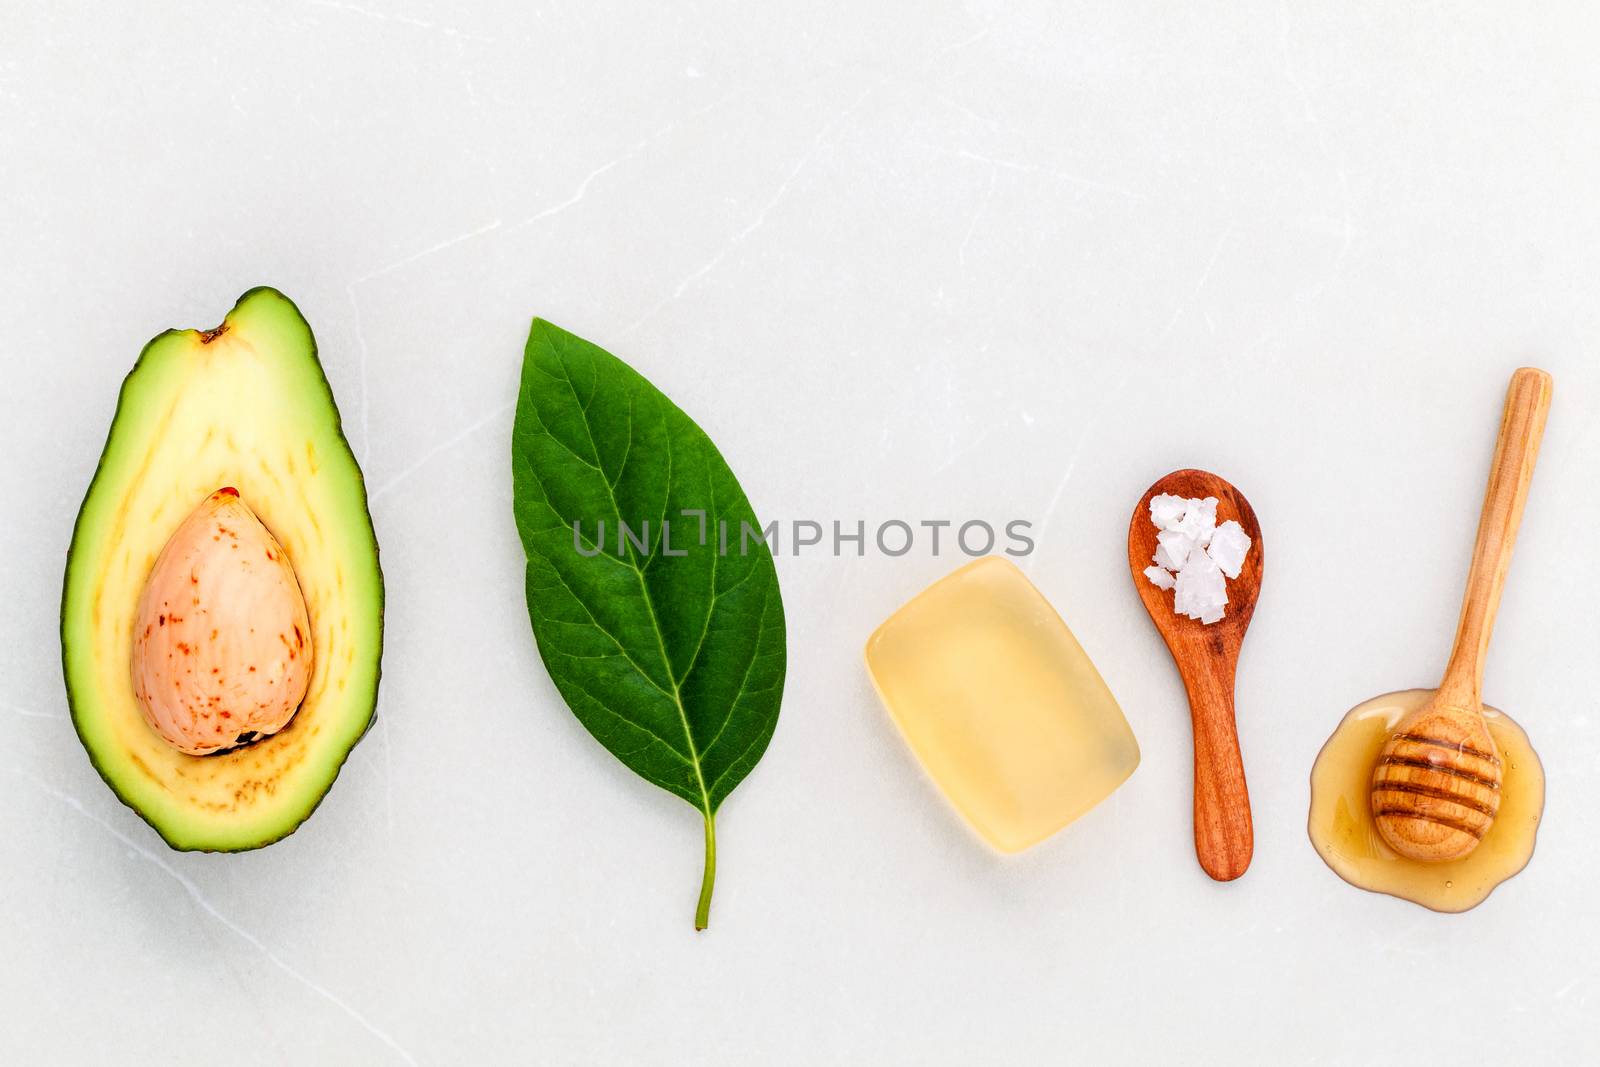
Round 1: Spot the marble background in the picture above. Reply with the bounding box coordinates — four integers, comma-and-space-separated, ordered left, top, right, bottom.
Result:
3, 1, 1598, 1063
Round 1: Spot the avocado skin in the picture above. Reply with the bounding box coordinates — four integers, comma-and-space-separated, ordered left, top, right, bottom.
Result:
60, 286, 384, 852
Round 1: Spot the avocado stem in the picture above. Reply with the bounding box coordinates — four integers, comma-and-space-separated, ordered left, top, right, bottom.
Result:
695, 812, 717, 931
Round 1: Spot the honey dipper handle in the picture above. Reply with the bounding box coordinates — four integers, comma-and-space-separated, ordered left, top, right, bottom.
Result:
1183, 659, 1254, 881
1439, 367, 1553, 707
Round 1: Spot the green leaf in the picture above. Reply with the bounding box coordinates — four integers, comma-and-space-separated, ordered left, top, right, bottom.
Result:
510, 319, 787, 930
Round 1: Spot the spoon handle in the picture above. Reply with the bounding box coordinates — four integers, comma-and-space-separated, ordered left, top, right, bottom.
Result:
1182, 659, 1253, 881
1439, 367, 1552, 707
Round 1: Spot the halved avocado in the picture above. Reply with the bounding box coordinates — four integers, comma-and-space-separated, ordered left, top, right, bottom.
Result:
61, 287, 383, 850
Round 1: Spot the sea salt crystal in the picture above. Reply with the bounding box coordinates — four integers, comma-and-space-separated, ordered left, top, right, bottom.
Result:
1149, 494, 1189, 531
1141, 494, 1247, 625
1142, 564, 1175, 590
1154, 529, 1195, 571
1173, 549, 1227, 622
1173, 496, 1218, 546
1206, 520, 1251, 579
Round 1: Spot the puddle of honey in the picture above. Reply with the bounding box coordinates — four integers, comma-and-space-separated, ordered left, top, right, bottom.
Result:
1309, 689, 1543, 912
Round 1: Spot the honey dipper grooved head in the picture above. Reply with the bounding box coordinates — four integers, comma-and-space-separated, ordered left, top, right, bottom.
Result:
1370, 706, 1502, 863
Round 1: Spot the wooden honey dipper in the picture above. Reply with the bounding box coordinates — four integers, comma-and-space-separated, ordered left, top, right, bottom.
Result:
1370, 367, 1552, 863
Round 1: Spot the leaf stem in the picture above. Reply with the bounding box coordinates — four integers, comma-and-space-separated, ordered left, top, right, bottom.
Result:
695, 811, 717, 931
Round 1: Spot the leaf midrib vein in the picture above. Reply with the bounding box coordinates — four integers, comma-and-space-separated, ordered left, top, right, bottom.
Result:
551, 346, 716, 819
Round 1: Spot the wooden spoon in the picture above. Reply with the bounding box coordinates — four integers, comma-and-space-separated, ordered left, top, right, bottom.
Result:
1369, 367, 1552, 863
1129, 470, 1263, 882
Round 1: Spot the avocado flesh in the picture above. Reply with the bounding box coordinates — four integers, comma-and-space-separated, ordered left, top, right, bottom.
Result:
61, 287, 383, 851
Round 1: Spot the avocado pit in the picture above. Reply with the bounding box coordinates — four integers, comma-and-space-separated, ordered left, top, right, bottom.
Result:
131, 487, 313, 756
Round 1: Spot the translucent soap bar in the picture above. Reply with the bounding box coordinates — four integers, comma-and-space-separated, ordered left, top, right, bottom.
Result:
865, 556, 1139, 853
